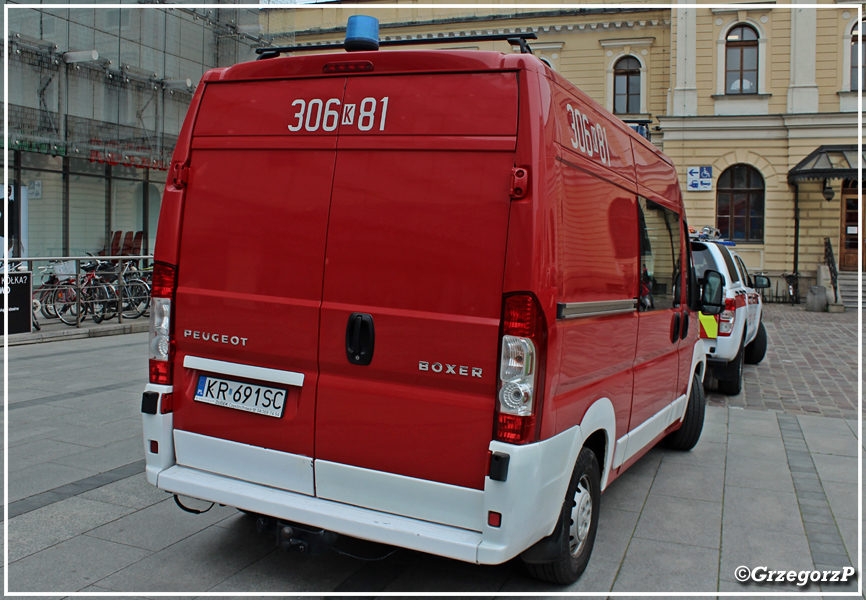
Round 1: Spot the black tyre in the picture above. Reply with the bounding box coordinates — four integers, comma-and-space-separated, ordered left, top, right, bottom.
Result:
744, 321, 767, 365
39, 287, 58, 319
121, 279, 150, 319
717, 339, 744, 395
53, 284, 81, 326
664, 374, 706, 451
85, 283, 109, 324
523, 447, 600, 585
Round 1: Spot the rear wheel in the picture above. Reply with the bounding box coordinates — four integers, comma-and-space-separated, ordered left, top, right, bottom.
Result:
39, 286, 58, 318
744, 321, 767, 365
664, 374, 705, 450
523, 447, 600, 584
717, 338, 744, 395
85, 283, 113, 324
121, 279, 150, 319
53, 284, 81, 326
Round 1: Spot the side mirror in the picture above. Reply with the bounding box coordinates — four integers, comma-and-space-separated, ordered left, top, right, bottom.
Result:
700, 270, 725, 315
753, 275, 770, 289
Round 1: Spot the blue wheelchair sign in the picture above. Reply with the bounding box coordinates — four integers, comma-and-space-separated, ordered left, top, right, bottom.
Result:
699, 166, 712, 179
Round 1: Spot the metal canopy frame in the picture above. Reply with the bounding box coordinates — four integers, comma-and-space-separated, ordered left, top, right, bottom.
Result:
787, 144, 862, 184
787, 144, 862, 278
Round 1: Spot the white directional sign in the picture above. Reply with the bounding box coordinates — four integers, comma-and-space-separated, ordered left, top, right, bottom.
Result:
687, 166, 713, 192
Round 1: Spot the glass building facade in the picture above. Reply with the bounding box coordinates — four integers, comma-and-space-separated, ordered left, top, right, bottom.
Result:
3, 3, 287, 258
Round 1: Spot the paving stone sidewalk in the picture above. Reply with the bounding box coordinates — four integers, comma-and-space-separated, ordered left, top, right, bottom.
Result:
706, 303, 859, 419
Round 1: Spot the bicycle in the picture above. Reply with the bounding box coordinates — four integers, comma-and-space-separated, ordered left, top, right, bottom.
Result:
52, 258, 117, 325
34, 259, 76, 319
780, 271, 800, 305
113, 261, 151, 319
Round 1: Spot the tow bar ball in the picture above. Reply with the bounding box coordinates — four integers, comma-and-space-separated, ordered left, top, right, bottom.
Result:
255, 515, 338, 555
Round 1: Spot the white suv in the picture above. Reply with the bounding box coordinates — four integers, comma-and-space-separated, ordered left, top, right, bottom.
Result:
691, 238, 770, 395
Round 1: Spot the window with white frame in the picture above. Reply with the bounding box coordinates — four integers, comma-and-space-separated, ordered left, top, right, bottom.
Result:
614, 56, 641, 114
725, 24, 759, 95
851, 20, 864, 91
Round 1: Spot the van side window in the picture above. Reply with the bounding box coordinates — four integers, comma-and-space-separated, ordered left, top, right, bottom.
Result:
638, 197, 682, 311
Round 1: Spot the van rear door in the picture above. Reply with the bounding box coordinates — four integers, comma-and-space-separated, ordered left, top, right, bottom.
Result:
315, 72, 518, 493
171, 78, 346, 495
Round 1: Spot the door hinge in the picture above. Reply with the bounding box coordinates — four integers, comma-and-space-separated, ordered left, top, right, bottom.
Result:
510, 167, 529, 200
172, 163, 190, 189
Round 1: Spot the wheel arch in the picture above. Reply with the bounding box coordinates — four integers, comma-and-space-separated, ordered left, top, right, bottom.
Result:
576, 397, 616, 491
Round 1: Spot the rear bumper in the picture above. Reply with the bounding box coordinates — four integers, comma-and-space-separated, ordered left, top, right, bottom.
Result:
142, 384, 584, 565
158, 463, 484, 561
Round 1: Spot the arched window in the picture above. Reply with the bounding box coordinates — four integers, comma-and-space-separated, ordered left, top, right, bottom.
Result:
726, 25, 758, 95
613, 56, 641, 114
716, 164, 764, 242
852, 20, 864, 91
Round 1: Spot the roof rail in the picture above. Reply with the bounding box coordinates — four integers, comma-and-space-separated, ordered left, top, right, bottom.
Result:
255, 33, 538, 60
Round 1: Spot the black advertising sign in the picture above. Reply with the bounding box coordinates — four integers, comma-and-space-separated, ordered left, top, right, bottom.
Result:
2, 271, 32, 335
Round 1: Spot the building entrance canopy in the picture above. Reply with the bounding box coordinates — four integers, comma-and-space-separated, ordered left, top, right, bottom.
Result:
787, 145, 862, 184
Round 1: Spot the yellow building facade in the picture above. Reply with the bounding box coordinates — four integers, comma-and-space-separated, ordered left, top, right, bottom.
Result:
263, 2, 861, 302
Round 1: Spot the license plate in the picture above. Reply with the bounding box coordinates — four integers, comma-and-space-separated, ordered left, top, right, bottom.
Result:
194, 375, 287, 418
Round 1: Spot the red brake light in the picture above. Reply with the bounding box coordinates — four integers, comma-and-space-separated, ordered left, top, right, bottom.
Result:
323, 61, 374, 73
152, 262, 177, 298
503, 294, 541, 339
496, 413, 537, 444
149, 357, 173, 385
495, 293, 547, 445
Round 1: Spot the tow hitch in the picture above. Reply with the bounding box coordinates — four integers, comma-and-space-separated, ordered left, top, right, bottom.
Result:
255, 515, 338, 555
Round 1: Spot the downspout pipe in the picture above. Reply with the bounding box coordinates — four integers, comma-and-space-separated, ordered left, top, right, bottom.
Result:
793, 182, 800, 275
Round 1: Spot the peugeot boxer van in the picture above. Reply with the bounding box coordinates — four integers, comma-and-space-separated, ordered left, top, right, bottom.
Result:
142, 27, 723, 584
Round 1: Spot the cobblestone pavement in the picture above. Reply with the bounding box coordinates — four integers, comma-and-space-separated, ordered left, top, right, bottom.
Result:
706, 303, 859, 419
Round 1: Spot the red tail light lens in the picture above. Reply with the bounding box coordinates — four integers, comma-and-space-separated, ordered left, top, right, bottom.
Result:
719, 298, 736, 336
149, 263, 176, 385
149, 357, 173, 385
495, 293, 547, 445
503, 294, 541, 338
496, 413, 537, 444
151, 262, 177, 298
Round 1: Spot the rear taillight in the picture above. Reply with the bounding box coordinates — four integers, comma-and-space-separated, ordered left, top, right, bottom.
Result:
151, 261, 177, 299
718, 297, 737, 336
495, 293, 546, 445
149, 263, 177, 385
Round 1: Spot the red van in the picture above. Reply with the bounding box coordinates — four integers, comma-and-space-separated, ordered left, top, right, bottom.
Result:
142, 31, 723, 584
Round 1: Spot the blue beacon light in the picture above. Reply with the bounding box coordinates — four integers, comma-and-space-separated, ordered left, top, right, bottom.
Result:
345, 15, 380, 52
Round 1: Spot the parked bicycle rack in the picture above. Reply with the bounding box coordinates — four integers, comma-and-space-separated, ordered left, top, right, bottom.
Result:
12, 255, 153, 330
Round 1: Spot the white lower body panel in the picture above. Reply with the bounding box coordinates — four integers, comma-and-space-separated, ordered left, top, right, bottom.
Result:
144, 388, 594, 565
157, 464, 482, 563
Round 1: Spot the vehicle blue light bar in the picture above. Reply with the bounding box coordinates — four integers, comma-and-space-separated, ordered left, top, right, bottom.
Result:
345, 15, 379, 52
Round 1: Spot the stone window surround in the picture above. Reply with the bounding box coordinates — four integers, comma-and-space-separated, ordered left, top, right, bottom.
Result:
600, 37, 653, 115
715, 17, 768, 97
714, 17, 769, 115
840, 14, 863, 111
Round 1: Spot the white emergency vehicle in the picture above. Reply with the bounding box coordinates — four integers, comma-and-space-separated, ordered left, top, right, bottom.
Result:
691, 230, 770, 395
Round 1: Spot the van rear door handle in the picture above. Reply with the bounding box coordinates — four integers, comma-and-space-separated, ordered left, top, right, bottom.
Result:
346, 313, 375, 366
